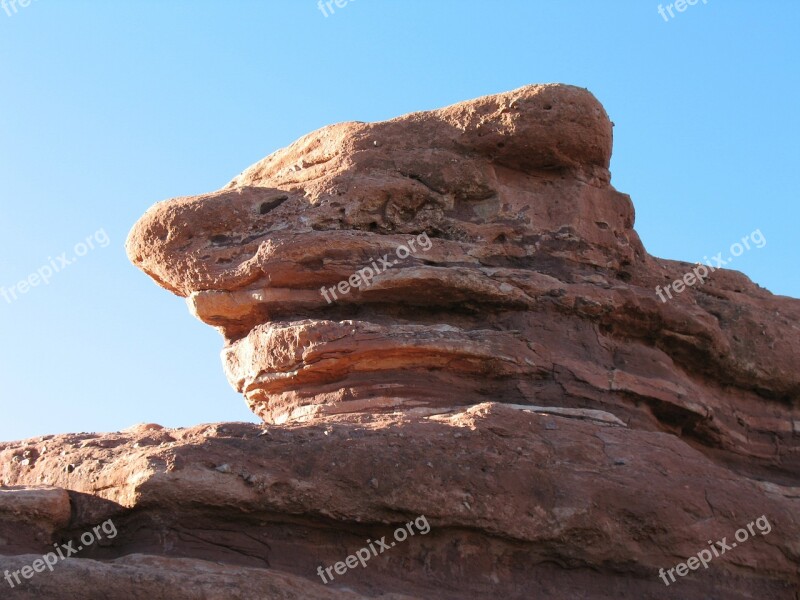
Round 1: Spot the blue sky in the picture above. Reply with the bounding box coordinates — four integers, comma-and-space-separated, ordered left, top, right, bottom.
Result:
1, 1, 797, 442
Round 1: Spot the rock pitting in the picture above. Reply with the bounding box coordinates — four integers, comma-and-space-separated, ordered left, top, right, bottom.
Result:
1, 84, 798, 599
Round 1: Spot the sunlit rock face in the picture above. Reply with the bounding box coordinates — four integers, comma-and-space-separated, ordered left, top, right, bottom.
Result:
127, 84, 800, 484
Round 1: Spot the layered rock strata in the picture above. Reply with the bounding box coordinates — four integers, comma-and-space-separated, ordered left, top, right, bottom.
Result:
127, 84, 800, 485
1, 84, 797, 599
1, 408, 798, 598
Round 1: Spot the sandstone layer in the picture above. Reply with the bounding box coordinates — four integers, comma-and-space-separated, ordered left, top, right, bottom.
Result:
1, 408, 798, 598
127, 83, 800, 484
1, 84, 798, 598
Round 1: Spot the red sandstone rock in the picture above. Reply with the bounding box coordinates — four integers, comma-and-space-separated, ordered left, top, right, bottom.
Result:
126, 84, 800, 482
0, 553, 407, 599
1, 408, 798, 598
1, 84, 798, 598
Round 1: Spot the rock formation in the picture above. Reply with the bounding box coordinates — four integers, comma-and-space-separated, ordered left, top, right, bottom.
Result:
1, 84, 798, 598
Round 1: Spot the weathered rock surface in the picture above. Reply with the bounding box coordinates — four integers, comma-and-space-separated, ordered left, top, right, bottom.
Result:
127, 83, 800, 479
1, 84, 798, 598
0, 487, 70, 556
0, 554, 395, 600
1, 408, 798, 598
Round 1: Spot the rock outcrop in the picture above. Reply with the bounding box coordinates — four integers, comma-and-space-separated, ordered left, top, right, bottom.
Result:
2, 84, 798, 598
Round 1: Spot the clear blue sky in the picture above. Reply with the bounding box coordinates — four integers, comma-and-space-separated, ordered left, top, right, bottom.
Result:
1, 1, 797, 442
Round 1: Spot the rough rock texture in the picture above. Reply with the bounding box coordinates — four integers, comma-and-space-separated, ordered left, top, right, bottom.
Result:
125, 85, 799, 483
1, 410, 798, 599
0, 553, 393, 600
2, 84, 798, 598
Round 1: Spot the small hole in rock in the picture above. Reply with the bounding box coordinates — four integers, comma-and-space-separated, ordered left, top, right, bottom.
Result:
259, 195, 289, 215
210, 234, 230, 245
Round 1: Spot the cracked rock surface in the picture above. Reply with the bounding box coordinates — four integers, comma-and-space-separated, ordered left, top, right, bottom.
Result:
1, 84, 798, 598
126, 84, 800, 485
